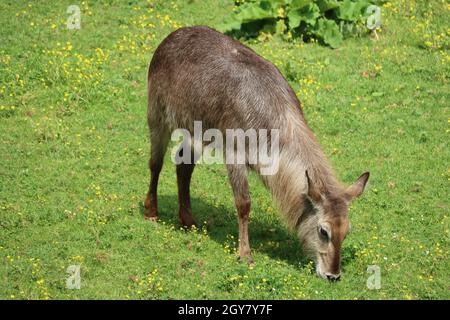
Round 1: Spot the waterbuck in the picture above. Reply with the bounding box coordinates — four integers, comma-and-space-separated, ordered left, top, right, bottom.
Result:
144, 26, 369, 280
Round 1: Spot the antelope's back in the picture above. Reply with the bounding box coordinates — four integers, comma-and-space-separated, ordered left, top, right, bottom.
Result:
148, 26, 302, 132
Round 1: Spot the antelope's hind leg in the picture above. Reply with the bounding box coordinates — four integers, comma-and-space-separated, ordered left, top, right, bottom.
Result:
144, 125, 169, 221
176, 147, 197, 228
227, 164, 254, 266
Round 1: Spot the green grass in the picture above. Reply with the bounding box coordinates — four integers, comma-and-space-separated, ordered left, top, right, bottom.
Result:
0, 0, 449, 299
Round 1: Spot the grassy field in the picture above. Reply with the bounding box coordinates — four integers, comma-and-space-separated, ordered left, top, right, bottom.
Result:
0, 0, 449, 299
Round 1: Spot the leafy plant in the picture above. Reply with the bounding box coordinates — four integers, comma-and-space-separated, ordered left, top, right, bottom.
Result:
217, 0, 387, 48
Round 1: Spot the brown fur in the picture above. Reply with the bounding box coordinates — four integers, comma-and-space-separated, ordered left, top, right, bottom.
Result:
144, 26, 369, 279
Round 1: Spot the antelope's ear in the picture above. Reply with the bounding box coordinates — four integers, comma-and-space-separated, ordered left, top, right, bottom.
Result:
345, 172, 370, 201
305, 170, 322, 202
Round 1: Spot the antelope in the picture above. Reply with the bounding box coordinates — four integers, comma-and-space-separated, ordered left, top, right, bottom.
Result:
144, 26, 369, 280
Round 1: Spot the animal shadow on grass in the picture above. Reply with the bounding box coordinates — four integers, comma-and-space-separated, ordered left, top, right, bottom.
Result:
139, 195, 358, 269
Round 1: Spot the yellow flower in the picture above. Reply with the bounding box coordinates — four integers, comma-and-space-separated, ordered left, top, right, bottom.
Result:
277, 7, 285, 18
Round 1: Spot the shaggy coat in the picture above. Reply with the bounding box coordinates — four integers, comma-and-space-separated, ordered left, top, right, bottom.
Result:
144, 26, 369, 279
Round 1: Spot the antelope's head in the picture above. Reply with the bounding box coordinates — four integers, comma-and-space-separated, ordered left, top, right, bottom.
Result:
299, 171, 370, 281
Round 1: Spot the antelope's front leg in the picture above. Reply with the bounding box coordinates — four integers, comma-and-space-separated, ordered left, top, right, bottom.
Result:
236, 197, 254, 266
227, 164, 254, 266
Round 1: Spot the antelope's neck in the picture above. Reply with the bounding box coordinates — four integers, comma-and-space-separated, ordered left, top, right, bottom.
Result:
261, 108, 341, 227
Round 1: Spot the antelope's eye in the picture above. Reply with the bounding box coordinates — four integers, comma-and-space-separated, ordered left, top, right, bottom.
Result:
319, 226, 329, 239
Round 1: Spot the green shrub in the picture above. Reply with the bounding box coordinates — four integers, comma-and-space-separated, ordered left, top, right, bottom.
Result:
217, 0, 386, 48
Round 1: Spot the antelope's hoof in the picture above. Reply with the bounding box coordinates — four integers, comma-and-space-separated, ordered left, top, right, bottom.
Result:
181, 220, 198, 229
179, 212, 197, 229
238, 255, 255, 267
144, 215, 158, 222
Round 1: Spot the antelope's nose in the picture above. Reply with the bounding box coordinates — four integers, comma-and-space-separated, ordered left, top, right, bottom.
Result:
326, 273, 341, 281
